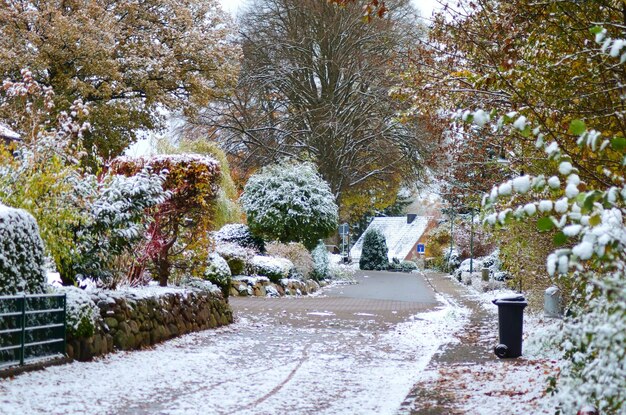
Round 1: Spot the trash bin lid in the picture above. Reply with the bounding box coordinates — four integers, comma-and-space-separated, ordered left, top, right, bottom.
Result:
492, 294, 527, 306
497, 294, 525, 302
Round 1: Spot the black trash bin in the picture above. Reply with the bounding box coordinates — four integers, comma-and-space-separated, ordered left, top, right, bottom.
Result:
492, 295, 527, 358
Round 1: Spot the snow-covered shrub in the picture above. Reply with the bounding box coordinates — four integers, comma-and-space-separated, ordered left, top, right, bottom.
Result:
71, 169, 169, 286
0, 204, 46, 295
203, 253, 232, 296
249, 255, 293, 283
240, 161, 338, 249
266, 242, 313, 279
55, 286, 100, 338
177, 276, 221, 294
328, 260, 357, 282
400, 260, 418, 272
443, 248, 461, 271
311, 241, 330, 280
359, 229, 389, 270
212, 223, 265, 253
215, 242, 255, 275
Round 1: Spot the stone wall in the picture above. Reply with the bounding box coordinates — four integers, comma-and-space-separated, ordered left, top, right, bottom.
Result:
230, 276, 322, 297
67, 290, 232, 361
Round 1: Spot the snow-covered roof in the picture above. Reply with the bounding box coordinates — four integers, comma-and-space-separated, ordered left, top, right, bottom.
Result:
0, 123, 20, 140
350, 216, 432, 262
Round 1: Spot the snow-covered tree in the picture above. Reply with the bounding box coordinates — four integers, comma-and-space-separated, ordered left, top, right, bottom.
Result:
240, 162, 339, 249
359, 229, 389, 271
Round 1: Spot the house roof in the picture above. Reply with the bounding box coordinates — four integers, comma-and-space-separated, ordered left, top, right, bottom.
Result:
350, 215, 432, 262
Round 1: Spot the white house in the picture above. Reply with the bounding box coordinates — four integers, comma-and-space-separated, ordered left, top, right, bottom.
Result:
350, 214, 436, 263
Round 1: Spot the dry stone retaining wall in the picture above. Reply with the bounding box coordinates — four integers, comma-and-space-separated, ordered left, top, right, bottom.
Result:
67, 290, 232, 361
230, 276, 322, 297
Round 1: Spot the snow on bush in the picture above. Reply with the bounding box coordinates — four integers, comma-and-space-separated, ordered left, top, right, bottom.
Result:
249, 255, 293, 283
311, 241, 330, 280
359, 229, 389, 271
54, 286, 100, 338
215, 242, 254, 275
177, 276, 221, 295
71, 168, 169, 284
203, 253, 231, 294
212, 223, 265, 253
472, 33, 626, 412
328, 260, 357, 282
266, 242, 313, 280
0, 204, 46, 295
240, 161, 338, 249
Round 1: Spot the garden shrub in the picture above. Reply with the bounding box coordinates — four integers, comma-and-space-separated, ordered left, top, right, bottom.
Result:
0, 204, 46, 295
328, 260, 356, 282
203, 253, 232, 298
215, 242, 255, 275
474, 31, 626, 411
359, 229, 389, 271
311, 241, 330, 280
249, 255, 293, 283
158, 138, 243, 229
400, 260, 418, 272
213, 223, 265, 253
55, 286, 100, 338
266, 242, 314, 279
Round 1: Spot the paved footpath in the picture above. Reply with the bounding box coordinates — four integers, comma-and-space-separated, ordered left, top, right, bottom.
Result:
0, 271, 465, 415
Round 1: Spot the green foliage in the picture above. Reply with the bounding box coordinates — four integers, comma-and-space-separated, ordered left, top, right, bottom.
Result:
0, 150, 86, 285
0, 204, 46, 295
215, 243, 254, 276
241, 161, 339, 249
359, 229, 389, 271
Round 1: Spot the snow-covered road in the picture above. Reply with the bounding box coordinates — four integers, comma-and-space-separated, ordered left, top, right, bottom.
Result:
0, 275, 468, 415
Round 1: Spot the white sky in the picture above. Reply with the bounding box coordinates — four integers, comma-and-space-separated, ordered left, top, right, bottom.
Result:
219, 0, 444, 19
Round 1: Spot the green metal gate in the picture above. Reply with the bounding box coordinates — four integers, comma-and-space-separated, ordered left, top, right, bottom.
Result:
0, 294, 66, 369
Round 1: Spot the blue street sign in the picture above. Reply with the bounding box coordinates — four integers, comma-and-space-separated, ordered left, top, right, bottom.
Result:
339, 223, 349, 235
417, 244, 425, 254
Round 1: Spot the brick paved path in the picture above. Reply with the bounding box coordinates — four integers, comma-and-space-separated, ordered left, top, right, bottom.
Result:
231, 270, 439, 330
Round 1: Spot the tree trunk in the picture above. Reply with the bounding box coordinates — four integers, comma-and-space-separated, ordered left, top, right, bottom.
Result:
157, 255, 170, 287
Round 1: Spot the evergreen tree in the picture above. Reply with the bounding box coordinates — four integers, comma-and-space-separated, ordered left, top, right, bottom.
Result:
359, 229, 389, 271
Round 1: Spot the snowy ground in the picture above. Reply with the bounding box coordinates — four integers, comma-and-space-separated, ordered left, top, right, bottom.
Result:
0, 292, 467, 415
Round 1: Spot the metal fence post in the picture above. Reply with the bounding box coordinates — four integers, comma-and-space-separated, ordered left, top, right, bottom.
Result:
19, 296, 26, 366
62, 294, 67, 356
